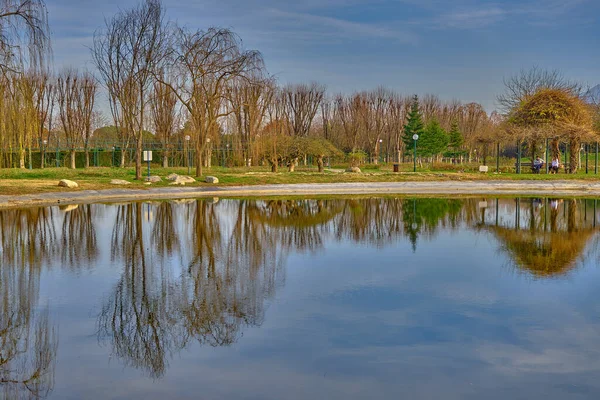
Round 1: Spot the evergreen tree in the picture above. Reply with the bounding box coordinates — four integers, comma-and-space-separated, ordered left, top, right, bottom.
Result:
448, 120, 463, 150
402, 95, 424, 150
418, 118, 448, 157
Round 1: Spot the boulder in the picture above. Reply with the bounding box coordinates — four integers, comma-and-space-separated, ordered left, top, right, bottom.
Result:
175, 175, 196, 184
144, 182, 152, 185
110, 179, 131, 185
145, 175, 162, 183
58, 179, 79, 188
205, 176, 219, 184
165, 173, 179, 181
345, 167, 362, 173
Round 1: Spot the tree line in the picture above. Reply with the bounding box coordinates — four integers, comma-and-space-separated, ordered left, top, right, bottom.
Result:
1, 1, 599, 177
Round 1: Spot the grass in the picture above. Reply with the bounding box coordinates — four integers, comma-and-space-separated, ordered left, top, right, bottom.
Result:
1, 163, 600, 196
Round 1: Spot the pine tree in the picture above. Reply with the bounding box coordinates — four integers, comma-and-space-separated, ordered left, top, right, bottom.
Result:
419, 118, 448, 157
448, 120, 463, 150
402, 95, 424, 150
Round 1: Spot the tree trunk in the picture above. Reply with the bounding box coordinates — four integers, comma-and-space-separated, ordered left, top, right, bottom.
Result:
70, 150, 76, 169
19, 150, 25, 169
85, 149, 90, 168
120, 151, 126, 168
162, 150, 169, 168
317, 156, 324, 172
551, 138, 560, 160
569, 137, 579, 173
135, 134, 142, 180
40, 150, 45, 169
289, 158, 297, 172
195, 146, 203, 178
270, 159, 277, 172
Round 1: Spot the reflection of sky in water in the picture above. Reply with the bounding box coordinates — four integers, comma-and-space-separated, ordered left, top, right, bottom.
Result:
3, 198, 600, 399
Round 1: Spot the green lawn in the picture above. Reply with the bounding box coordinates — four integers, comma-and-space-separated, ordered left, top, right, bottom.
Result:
1, 164, 600, 196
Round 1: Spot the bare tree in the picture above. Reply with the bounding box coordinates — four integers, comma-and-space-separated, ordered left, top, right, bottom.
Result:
158, 27, 262, 177
150, 70, 178, 167
497, 66, 581, 113
92, 0, 168, 179
282, 82, 325, 137
56, 69, 95, 169
228, 74, 273, 166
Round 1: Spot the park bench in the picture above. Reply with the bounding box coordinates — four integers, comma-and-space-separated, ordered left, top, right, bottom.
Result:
514, 161, 569, 173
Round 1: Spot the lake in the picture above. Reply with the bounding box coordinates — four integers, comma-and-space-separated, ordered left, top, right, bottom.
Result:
1, 197, 600, 399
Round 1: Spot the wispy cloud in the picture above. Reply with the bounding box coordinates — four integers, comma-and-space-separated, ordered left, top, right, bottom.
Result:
265, 8, 418, 44
424, 0, 591, 30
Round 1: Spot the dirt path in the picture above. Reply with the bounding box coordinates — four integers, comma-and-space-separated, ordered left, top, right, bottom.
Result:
2, 180, 600, 209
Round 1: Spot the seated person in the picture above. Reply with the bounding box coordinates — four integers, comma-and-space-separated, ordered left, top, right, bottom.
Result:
533, 157, 544, 173
550, 158, 560, 174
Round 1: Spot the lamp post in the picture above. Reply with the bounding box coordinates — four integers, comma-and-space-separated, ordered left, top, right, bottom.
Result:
185, 135, 191, 174
412, 134, 419, 173
55, 133, 60, 168
226, 143, 229, 168
378, 138, 383, 164
206, 137, 211, 169
42, 139, 47, 168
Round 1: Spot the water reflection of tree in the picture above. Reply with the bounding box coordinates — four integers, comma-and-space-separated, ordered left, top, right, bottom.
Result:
483, 199, 598, 277
99, 203, 183, 378
402, 198, 464, 251
0, 256, 58, 399
0, 207, 58, 269
60, 204, 98, 268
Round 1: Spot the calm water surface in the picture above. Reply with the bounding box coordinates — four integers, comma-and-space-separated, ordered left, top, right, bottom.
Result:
2, 197, 600, 399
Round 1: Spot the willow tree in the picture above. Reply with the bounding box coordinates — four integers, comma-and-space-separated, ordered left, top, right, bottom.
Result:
509, 88, 595, 173
0, 0, 50, 73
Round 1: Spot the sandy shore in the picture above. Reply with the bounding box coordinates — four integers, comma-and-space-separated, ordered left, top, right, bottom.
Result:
2, 180, 600, 209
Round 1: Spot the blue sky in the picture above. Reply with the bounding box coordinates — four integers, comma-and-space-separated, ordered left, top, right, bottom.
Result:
48, 0, 600, 111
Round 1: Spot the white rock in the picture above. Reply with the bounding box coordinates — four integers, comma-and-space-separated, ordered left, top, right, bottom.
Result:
145, 175, 162, 183
58, 179, 79, 188
165, 173, 179, 181
205, 176, 219, 184
345, 167, 362, 173
175, 175, 195, 184
110, 179, 131, 185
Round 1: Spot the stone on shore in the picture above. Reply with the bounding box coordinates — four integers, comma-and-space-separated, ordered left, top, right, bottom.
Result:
58, 179, 79, 188
145, 175, 162, 183
166, 173, 196, 185
205, 176, 219, 184
345, 167, 362, 173
110, 179, 131, 185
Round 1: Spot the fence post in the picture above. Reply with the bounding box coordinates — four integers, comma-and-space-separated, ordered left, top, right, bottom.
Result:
516, 139, 521, 174
545, 138, 549, 174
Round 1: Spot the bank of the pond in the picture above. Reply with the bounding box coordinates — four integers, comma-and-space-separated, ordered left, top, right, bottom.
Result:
2, 180, 600, 209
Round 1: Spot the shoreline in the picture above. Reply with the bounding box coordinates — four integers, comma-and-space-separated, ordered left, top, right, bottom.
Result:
2, 180, 600, 209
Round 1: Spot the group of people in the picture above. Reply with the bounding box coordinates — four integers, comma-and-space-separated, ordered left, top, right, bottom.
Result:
533, 157, 561, 174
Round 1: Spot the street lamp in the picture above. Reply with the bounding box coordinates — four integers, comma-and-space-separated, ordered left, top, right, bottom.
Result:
185, 135, 191, 174
412, 134, 419, 173
42, 140, 47, 168
206, 138, 211, 169
378, 138, 383, 164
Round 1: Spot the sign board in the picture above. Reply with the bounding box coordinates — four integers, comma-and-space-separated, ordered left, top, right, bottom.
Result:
478, 201, 488, 209
479, 165, 489, 173
143, 151, 153, 161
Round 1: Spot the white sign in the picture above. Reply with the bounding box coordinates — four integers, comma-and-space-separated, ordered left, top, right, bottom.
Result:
412, 134, 419, 141
479, 165, 489, 173
143, 151, 153, 161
